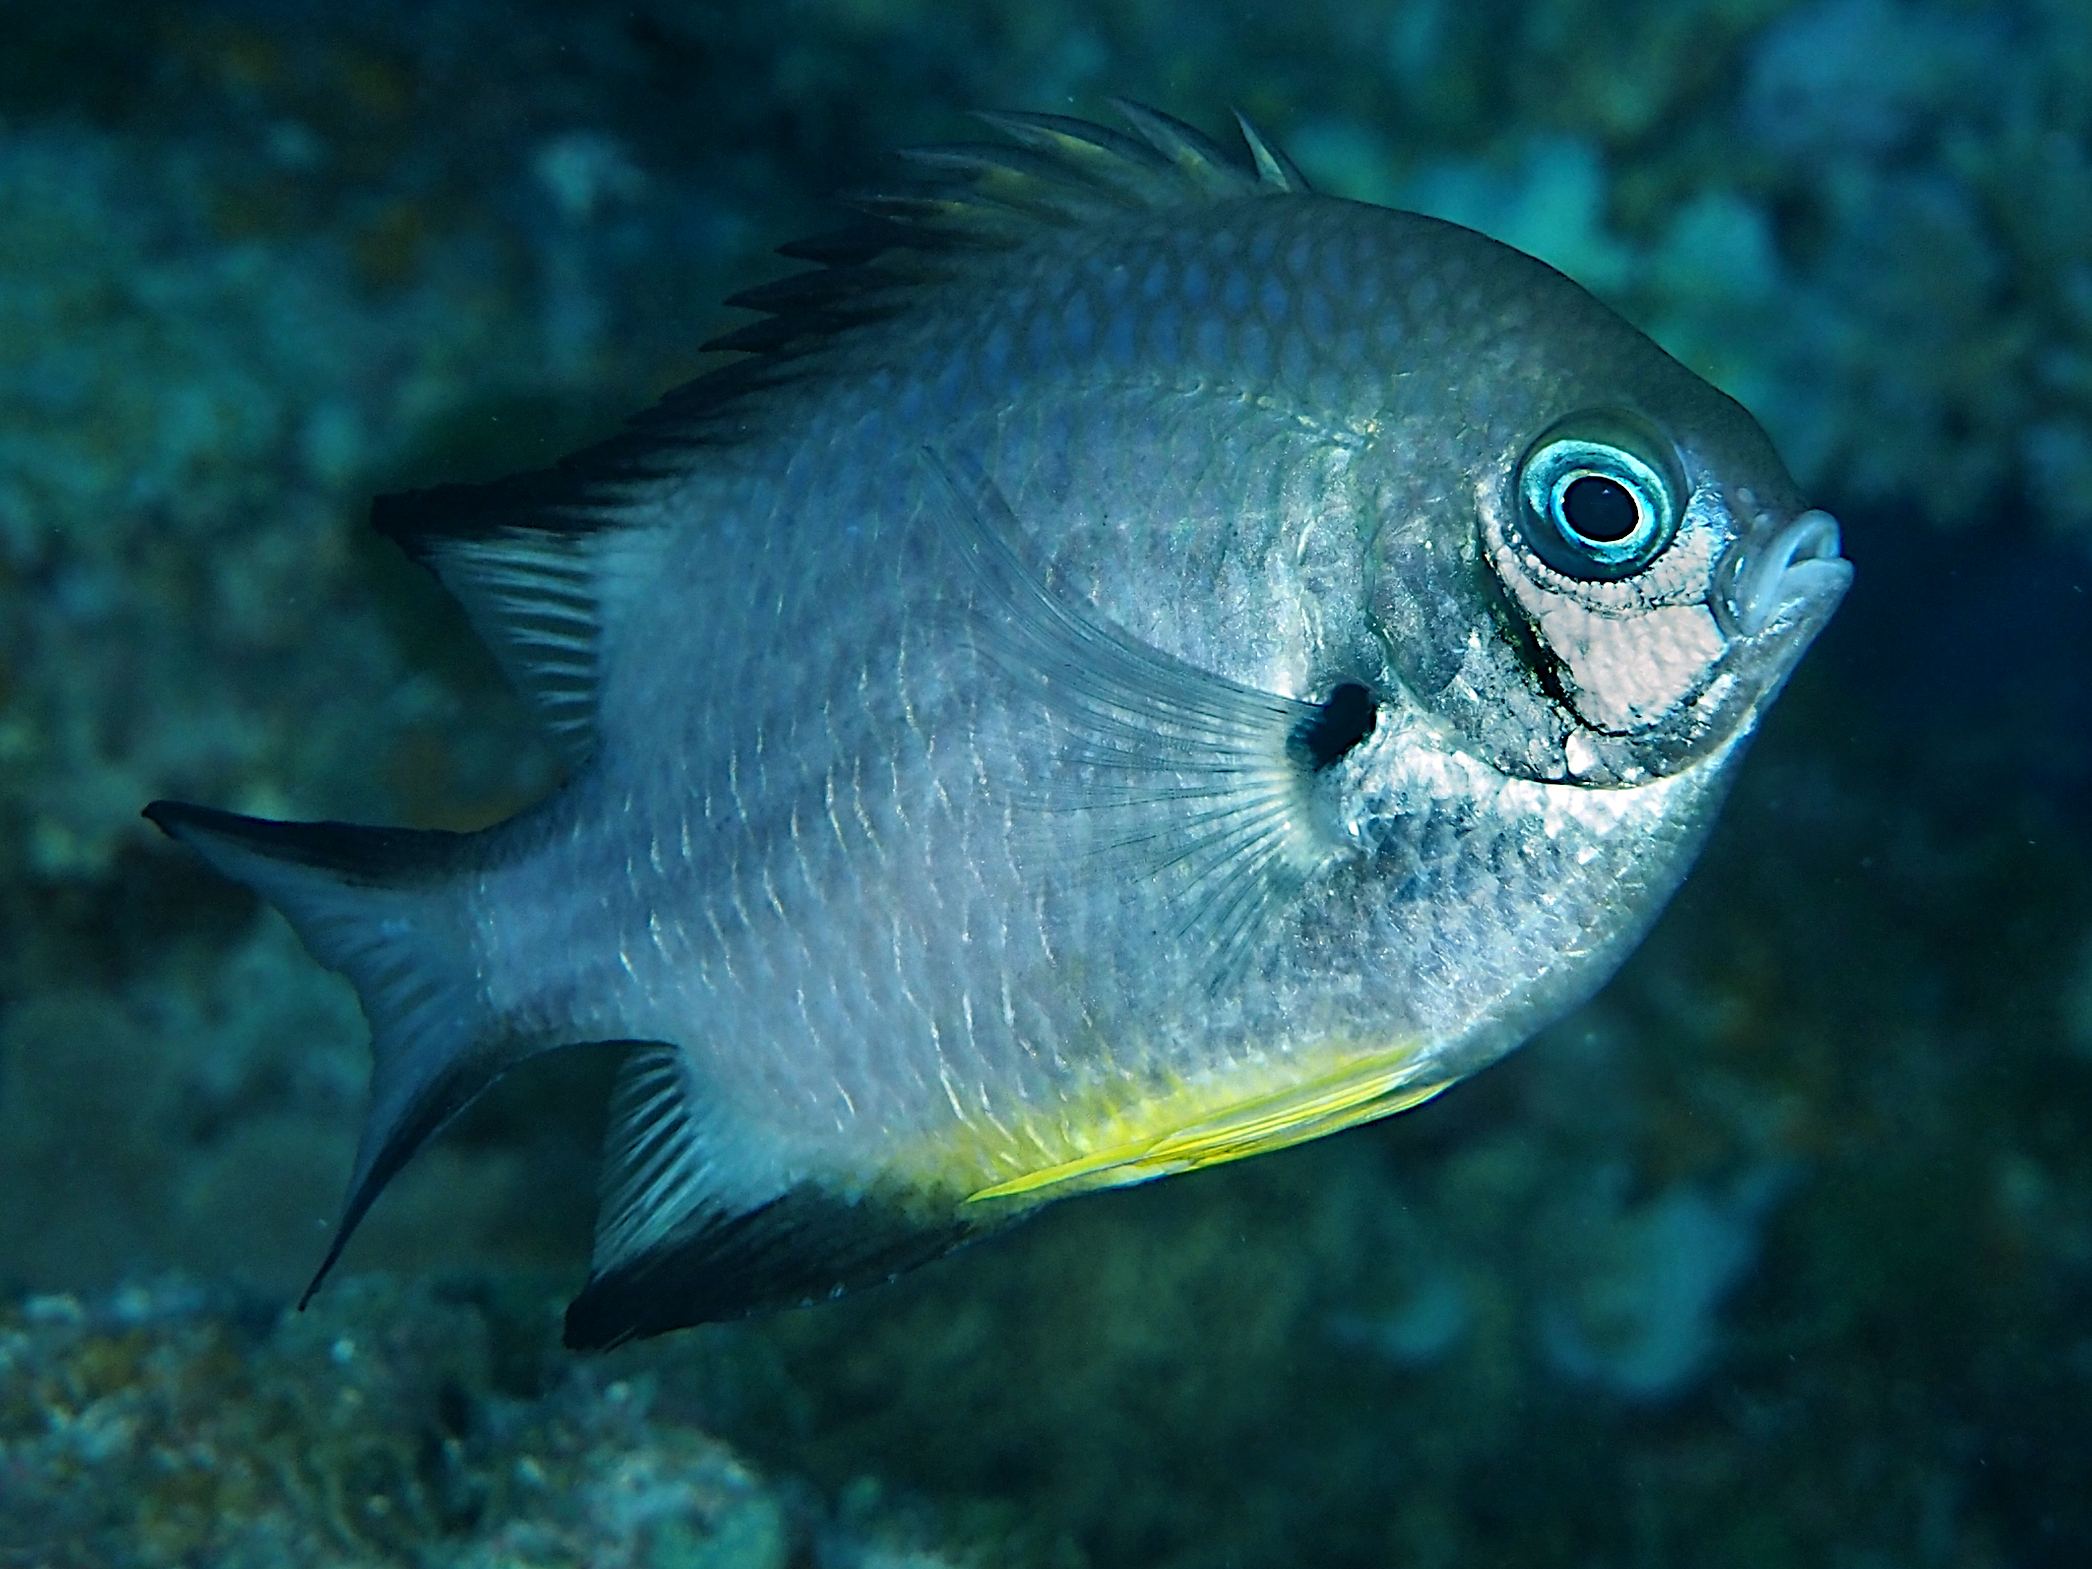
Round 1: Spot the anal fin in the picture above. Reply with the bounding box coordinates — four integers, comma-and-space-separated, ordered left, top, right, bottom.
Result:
565, 1043, 984, 1347
565, 1185, 980, 1348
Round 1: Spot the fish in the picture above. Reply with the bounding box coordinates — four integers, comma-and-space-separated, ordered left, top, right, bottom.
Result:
145, 103, 1851, 1347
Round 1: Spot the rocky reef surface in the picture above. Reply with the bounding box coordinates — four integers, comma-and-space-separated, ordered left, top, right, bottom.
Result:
3, 2, 2089, 1564
0, 1274, 1056, 1568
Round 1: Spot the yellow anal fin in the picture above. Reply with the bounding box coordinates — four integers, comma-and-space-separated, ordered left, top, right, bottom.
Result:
964, 1063, 1450, 1206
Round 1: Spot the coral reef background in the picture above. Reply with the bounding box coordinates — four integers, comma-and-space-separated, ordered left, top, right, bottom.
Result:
3, 1, 2089, 1564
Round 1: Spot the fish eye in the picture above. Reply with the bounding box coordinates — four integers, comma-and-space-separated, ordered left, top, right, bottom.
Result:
1514, 416, 1683, 581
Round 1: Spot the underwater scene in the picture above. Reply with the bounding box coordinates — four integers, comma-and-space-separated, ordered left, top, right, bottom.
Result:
2, 0, 2089, 1564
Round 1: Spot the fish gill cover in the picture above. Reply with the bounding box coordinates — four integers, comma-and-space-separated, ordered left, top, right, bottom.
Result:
0, 2, 2088, 1567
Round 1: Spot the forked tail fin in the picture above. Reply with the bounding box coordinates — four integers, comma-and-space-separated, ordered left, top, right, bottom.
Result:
143, 800, 534, 1304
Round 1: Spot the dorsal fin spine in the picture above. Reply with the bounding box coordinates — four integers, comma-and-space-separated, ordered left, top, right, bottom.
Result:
1108, 98, 1259, 197
1233, 110, 1313, 193
366, 106, 1310, 702
399, 523, 609, 765
969, 109, 1174, 197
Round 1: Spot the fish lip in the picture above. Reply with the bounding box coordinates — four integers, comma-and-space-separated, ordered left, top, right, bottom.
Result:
1716, 509, 1852, 637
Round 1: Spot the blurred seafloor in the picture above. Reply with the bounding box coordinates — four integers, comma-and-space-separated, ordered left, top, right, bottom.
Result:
2, 1, 2090, 1565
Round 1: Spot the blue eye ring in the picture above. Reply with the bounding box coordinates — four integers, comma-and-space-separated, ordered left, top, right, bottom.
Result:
1514, 416, 1683, 581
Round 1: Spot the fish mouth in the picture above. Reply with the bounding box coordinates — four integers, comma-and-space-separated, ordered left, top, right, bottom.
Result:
1717, 509, 1852, 637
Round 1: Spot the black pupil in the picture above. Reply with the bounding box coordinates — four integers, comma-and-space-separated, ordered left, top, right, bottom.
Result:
1292, 682, 1377, 772
1560, 474, 1640, 544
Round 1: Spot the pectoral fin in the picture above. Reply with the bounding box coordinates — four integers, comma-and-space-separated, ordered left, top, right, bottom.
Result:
921, 449, 1349, 986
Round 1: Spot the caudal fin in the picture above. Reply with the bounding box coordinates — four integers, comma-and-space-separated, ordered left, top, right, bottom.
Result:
143, 800, 532, 1304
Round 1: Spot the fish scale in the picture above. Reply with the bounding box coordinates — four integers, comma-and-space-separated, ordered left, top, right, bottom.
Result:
146, 104, 1847, 1345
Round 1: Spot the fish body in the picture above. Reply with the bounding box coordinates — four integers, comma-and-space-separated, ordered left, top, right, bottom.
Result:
147, 107, 1849, 1346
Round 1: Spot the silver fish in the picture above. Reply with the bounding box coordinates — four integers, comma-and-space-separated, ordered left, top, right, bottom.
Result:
147, 104, 1850, 1346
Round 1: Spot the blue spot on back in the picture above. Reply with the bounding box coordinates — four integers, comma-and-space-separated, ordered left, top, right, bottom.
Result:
1280, 329, 1310, 387
1064, 292, 1095, 357
1148, 305, 1182, 364
1351, 256, 1384, 311
1104, 307, 1136, 365
1240, 320, 1273, 381
1322, 240, 1352, 294
933, 353, 968, 413
981, 322, 1012, 387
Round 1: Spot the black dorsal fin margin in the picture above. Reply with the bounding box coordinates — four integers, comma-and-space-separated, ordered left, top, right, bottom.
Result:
366, 105, 1308, 736
372, 105, 1299, 537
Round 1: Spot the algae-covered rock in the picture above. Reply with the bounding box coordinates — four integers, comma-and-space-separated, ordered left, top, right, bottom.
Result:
0, 1276, 1056, 1568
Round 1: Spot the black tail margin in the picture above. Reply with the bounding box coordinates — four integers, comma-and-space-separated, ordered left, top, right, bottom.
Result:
143, 799, 527, 1306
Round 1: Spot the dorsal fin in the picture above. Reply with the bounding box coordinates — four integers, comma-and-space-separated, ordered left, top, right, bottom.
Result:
366, 105, 1310, 726
705, 102, 1298, 363
1107, 98, 1265, 198
813, 102, 1276, 281
1232, 109, 1314, 194
373, 495, 612, 765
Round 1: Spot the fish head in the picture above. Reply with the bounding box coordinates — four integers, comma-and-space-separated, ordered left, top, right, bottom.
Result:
1367, 270, 1851, 789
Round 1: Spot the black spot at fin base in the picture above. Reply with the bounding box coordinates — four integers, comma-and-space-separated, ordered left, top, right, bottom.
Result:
1290, 682, 1378, 772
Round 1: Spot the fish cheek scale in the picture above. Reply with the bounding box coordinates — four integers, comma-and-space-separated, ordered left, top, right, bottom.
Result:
143, 104, 1848, 1342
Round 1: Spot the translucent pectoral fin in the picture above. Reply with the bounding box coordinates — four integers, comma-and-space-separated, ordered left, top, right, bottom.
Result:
921, 449, 1345, 985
